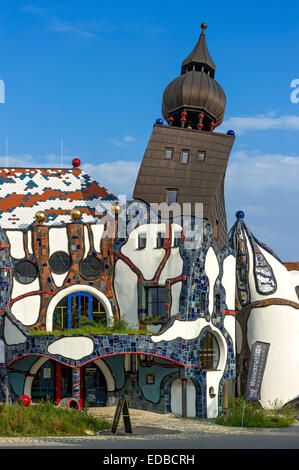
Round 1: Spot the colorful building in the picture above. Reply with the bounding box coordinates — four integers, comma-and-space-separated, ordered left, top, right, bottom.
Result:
0, 23, 297, 417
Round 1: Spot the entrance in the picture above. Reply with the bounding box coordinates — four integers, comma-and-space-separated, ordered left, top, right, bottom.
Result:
83, 364, 107, 407
31, 360, 56, 402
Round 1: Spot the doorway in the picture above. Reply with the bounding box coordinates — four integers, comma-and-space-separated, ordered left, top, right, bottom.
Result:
83, 364, 107, 407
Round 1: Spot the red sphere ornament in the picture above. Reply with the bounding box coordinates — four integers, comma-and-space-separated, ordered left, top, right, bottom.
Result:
169, 116, 174, 121
181, 117, 187, 122
72, 158, 81, 168
198, 113, 205, 119
181, 111, 187, 116
197, 123, 204, 128
210, 122, 215, 127
18, 395, 31, 407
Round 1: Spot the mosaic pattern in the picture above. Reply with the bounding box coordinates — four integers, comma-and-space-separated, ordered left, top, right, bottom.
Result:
0, 168, 117, 228
230, 219, 278, 303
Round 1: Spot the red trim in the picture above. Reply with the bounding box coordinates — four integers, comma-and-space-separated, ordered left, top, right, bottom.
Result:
222, 310, 235, 316
0, 267, 12, 269
56, 362, 61, 405
0, 290, 55, 313
114, 251, 144, 284
5, 352, 202, 369
9, 368, 35, 377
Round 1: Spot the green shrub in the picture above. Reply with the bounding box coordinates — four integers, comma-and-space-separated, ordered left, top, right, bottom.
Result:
0, 400, 110, 436
215, 397, 295, 428
29, 318, 151, 336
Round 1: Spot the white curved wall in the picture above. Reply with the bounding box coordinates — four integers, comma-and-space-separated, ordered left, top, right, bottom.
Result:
247, 305, 299, 408
114, 260, 139, 328
204, 247, 219, 315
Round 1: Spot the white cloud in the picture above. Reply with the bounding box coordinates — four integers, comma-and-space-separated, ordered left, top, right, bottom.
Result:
108, 136, 137, 147
82, 160, 140, 197
225, 150, 299, 260
219, 114, 299, 134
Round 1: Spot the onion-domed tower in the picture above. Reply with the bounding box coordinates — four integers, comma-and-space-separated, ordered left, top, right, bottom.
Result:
133, 23, 235, 248
162, 23, 226, 131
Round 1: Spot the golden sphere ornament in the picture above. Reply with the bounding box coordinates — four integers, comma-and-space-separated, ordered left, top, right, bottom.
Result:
35, 211, 46, 223
110, 203, 121, 215
71, 208, 82, 220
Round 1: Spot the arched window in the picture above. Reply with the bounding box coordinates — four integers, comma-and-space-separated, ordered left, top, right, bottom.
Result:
53, 293, 107, 330
200, 332, 220, 370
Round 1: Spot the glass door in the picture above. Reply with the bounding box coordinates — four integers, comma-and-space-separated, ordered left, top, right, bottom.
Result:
83, 364, 107, 407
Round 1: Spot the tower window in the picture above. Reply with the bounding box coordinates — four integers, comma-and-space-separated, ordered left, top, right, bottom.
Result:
197, 151, 206, 162
214, 220, 220, 240
167, 189, 178, 205
181, 150, 189, 164
138, 233, 146, 250
164, 148, 174, 159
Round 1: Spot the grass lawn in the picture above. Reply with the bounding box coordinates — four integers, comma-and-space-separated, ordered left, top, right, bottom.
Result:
215, 398, 296, 428
0, 401, 111, 437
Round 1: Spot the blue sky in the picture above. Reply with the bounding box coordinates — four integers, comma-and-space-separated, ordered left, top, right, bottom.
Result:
0, 0, 299, 259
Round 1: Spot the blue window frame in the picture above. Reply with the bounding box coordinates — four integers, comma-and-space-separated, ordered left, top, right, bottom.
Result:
67, 293, 92, 329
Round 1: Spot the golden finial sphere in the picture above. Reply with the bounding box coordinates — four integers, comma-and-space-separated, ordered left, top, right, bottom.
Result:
110, 203, 121, 215
35, 211, 46, 223
201, 22, 207, 29
70, 208, 82, 220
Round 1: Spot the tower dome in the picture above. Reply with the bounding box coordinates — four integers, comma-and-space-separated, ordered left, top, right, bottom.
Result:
162, 23, 226, 131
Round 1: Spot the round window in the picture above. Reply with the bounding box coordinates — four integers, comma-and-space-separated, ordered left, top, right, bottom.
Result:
14, 260, 38, 284
49, 251, 71, 274
79, 256, 103, 280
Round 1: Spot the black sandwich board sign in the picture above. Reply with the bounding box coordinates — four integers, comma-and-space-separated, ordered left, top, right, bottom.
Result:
111, 396, 133, 434
245, 341, 270, 401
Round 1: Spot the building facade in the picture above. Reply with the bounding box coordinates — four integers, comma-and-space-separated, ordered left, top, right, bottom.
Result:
0, 23, 297, 417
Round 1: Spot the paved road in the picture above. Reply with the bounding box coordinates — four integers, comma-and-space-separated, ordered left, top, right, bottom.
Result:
0, 424, 298, 449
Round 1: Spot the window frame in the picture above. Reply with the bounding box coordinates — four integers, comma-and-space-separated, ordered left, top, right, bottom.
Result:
197, 150, 206, 162
146, 286, 167, 319
199, 332, 220, 371
166, 188, 178, 205
180, 149, 189, 164
164, 148, 174, 160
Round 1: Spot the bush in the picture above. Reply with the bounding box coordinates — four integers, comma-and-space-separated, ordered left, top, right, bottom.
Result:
215, 397, 295, 428
0, 400, 111, 436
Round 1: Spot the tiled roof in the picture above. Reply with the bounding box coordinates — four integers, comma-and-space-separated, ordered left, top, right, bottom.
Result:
0, 168, 117, 228
283, 262, 299, 271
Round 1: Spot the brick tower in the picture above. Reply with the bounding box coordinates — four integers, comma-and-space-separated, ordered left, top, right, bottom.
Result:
133, 23, 235, 249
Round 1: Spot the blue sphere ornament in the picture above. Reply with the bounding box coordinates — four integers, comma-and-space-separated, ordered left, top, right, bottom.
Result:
236, 210, 245, 219
227, 129, 235, 136
156, 118, 164, 125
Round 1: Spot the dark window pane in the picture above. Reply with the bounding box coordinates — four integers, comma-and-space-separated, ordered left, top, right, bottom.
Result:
138, 234, 146, 249
156, 233, 164, 248
80, 256, 103, 280
167, 189, 178, 205
200, 332, 220, 370
14, 260, 38, 284
49, 251, 71, 274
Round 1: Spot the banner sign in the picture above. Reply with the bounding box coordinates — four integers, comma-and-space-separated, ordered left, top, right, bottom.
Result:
245, 341, 270, 401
